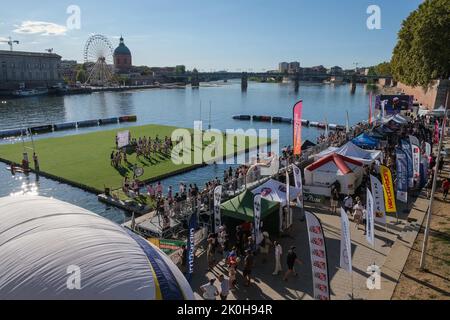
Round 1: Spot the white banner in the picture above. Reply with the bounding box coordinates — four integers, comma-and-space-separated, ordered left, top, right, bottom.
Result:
213, 186, 222, 233
253, 195, 262, 246
117, 130, 130, 149
286, 169, 293, 229
409, 135, 421, 183
366, 189, 375, 247
425, 143, 432, 157
340, 208, 352, 273
305, 211, 330, 300
370, 175, 386, 225
293, 164, 304, 209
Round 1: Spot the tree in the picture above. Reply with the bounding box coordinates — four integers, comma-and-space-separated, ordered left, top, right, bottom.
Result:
374, 62, 391, 76
76, 69, 86, 83
175, 65, 186, 74
391, 0, 450, 86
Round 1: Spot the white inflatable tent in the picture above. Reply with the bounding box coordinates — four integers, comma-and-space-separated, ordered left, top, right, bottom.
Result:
0, 195, 194, 300
304, 153, 364, 196
314, 141, 382, 165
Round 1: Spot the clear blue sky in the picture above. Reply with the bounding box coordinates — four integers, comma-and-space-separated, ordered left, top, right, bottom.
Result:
0, 0, 422, 70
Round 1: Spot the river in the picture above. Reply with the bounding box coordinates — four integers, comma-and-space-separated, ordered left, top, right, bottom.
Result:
0, 81, 374, 223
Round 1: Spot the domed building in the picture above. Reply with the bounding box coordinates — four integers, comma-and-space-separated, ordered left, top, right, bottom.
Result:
114, 36, 132, 74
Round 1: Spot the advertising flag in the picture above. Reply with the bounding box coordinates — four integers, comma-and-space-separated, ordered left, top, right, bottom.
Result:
401, 139, 414, 188
369, 92, 373, 126
425, 143, 432, 158
366, 189, 375, 247
213, 186, 222, 233
186, 213, 198, 281
305, 211, 330, 300
370, 175, 386, 224
340, 208, 352, 273
380, 165, 397, 213
293, 100, 303, 156
396, 148, 408, 203
117, 130, 130, 149
253, 195, 262, 246
434, 120, 439, 144
346, 111, 350, 133
409, 136, 421, 183
293, 164, 304, 208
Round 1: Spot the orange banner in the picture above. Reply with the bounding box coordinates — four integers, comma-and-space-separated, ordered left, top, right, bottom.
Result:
380, 165, 397, 213
293, 100, 303, 155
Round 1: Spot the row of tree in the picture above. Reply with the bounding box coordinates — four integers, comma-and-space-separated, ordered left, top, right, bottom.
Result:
372, 0, 449, 87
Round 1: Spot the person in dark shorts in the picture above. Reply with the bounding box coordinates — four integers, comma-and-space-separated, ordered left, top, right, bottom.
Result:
283, 246, 303, 282
243, 250, 254, 287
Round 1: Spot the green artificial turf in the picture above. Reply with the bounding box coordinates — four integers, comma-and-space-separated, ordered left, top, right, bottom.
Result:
0, 124, 269, 192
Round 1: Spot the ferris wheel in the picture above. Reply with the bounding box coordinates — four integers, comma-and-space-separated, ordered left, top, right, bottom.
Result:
83, 34, 114, 86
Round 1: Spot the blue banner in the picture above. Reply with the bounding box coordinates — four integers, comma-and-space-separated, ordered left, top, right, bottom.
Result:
396, 148, 408, 203
401, 140, 414, 188
186, 213, 197, 282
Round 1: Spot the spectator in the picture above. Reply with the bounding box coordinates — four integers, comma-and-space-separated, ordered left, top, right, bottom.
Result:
200, 279, 219, 300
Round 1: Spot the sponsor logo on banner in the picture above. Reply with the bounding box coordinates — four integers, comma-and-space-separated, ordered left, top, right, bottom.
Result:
293, 101, 303, 156
186, 213, 197, 281
253, 195, 262, 246
411, 144, 421, 183
117, 130, 130, 149
305, 211, 330, 300
380, 165, 397, 213
293, 164, 304, 208
401, 140, 414, 188
370, 175, 386, 224
213, 186, 222, 233
366, 189, 375, 247
396, 148, 408, 203
340, 208, 352, 273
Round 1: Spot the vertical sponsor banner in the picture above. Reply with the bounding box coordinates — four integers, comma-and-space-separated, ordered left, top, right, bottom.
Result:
425, 143, 432, 158
186, 213, 198, 282
434, 120, 440, 144
380, 165, 397, 213
293, 164, 304, 208
293, 100, 303, 156
286, 170, 292, 228
401, 139, 414, 188
369, 92, 373, 126
395, 148, 408, 203
340, 208, 352, 273
409, 135, 421, 184
305, 211, 330, 300
370, 175, 386, 224
213, 186, 222, 233
253, 195, 262, 246
346, 111, 350, 134
366, 189, 375, 247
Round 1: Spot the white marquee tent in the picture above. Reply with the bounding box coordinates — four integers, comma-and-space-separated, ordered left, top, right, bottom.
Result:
313, 141, 382, 165
251, 179, 301, 206
0, 195, 194, 300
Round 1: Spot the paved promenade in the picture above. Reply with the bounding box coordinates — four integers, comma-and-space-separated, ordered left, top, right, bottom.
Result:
189, 195, 419, 300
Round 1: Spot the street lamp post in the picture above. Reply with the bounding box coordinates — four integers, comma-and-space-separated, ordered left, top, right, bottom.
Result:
419, 105, 448, 270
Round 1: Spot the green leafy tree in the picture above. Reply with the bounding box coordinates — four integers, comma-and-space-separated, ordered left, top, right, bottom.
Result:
76, 69, 87, 83
391, 0, 450, 86
175, 65, 186, 74
374, 62, 391, 76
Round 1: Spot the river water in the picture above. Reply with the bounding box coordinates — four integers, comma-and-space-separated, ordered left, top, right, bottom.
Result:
0, 81, 374, 223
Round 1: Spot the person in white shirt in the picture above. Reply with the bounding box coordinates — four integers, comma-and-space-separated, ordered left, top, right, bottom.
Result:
218, 274, 229, 300
201, 279, 219, 300
272, 241, 283, 275
343, 194, 353, 215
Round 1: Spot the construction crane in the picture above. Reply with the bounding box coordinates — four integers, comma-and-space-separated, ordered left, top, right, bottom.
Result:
0, 37, 20, 51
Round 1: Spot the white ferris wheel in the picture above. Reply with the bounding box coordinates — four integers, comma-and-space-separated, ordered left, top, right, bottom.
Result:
83, 34, 115, 86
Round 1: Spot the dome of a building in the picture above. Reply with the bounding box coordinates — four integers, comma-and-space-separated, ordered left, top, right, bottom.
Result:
0, 195, 194, 300
114, 36, 131, 56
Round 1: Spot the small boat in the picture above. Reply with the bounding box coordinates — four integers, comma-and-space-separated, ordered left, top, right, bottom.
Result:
12, 88, 48, 97
232, 115, 251, 121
